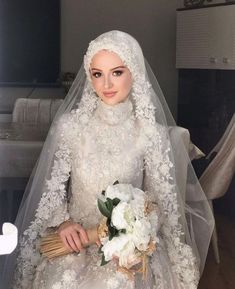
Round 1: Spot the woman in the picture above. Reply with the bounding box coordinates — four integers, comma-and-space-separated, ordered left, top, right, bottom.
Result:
1, 31, 214, 289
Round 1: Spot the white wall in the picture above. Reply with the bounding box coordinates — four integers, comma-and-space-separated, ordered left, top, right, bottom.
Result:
61, 0, 178, 118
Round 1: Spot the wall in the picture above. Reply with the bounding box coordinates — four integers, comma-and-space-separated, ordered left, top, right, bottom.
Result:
61, 0, 178, 118
0, 1, 178, 120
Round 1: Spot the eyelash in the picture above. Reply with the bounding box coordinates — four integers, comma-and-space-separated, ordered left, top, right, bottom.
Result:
92, 70, 124, 78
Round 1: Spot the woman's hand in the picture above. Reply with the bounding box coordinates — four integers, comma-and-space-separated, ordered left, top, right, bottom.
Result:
57, 220, 89, 253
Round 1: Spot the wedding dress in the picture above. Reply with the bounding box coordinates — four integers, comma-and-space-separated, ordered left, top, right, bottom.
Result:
1, 31, 214, 289
32, 99, 189, 289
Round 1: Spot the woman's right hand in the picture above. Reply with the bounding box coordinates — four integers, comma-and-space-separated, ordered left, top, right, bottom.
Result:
57, 220, 89, 253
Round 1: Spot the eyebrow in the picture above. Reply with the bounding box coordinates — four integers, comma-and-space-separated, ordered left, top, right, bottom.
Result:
91, 65, 126, 71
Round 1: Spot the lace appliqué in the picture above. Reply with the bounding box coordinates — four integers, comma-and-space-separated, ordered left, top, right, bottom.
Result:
69, 99, 145, 226
13, 114, 77, 289
144, 123, 200, 289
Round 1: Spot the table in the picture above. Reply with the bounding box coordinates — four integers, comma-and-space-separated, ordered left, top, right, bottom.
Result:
0, 122, 48, 224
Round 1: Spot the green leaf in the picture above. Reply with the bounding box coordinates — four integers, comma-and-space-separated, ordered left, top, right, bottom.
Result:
112, 198, 120, 206
109, 235, 114, 241
108, 226, 119, 240
101, 254, 110, 266
98, 245, 103, 254
106, 198, 113, 212
106, 218, 111, 226
113, 180, 119, 185
97, 199, 111, 218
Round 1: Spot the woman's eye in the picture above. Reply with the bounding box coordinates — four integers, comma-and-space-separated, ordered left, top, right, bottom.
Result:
113, 70, 123, 76
92, 72, 102, 78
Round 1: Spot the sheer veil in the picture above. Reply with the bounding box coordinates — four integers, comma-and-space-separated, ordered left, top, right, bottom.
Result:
0, 30, 214, 289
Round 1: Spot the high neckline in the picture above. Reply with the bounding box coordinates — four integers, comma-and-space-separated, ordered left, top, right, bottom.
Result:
95, 98, 133, 125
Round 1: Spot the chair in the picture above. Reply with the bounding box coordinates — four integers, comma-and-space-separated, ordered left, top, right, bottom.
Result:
12, 98, 63, 125
199, 114, 235, 263
1, 98, 63, 223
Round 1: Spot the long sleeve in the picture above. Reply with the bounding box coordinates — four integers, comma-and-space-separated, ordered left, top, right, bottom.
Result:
143, 123, 199, 289
143, 124, 175, 207
35, 114, 73, 229
143, 124, 175, 233
11, 114, 74, 289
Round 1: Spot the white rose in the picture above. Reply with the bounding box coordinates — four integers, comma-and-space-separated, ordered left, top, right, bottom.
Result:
111, 202, 135, 231
118, 240, 138, 268
132, 188, 145, 200
101, 234, 133, 262
105, 184, 133, 202
132, 219, 151, 251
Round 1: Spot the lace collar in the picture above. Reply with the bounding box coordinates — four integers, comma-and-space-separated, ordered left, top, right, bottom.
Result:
95, 98, 133, 125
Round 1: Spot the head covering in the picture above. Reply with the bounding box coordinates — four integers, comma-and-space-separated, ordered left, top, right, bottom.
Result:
0, 30, 214, 289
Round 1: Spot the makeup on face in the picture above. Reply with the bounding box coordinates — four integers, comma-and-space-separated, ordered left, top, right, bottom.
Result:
90, 50, 132, 106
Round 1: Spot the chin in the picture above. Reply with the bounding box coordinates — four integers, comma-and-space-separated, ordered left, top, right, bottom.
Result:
101, 96, 128, 106
102, 98, 121, 106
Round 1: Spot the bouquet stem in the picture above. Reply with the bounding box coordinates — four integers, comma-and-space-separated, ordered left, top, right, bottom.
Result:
40, 227, 99, 259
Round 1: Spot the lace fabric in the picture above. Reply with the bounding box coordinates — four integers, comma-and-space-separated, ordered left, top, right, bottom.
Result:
0, 31, 214, 289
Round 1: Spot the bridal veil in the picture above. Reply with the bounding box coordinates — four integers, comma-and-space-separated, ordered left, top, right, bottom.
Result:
0, 30, 214, 289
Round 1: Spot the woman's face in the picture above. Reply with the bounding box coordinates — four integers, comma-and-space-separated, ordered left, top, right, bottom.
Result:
90, 50, 133, 106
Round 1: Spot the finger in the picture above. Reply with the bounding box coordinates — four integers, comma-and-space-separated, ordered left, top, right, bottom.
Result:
66, 234, 79, 252
79, 232, 88, 246
76, 224, 89, 243
60, 235, 73, 252
71, 231, 83, 251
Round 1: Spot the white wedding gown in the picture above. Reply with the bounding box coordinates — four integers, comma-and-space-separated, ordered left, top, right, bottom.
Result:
31, 99, 187, 289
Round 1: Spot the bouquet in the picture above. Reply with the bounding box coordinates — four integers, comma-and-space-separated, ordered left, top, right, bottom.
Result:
40, 181, 159, 278
97, 181, 158, 278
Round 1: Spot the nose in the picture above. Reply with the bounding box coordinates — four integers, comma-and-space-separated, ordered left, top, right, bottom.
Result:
104, 74, 113, 89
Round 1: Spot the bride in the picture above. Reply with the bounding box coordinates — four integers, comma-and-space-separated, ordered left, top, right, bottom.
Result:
1, 30, 214, 289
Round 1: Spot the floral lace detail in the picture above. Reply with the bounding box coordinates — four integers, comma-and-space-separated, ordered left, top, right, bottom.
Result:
12, 92, 98, 289
84, 30, 145, 81
69, 100, 146, 227
144, 123, 200, 289
51, 270, 77, 289
13, 114, 75, 289
95, 98, 133, 125
12, 31, 201, 289
132, 77, 156, 124
32, 249, 134, 289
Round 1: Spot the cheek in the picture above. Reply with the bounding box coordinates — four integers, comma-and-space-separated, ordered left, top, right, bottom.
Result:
91, 79, 102, 93
122, 75, 132, 93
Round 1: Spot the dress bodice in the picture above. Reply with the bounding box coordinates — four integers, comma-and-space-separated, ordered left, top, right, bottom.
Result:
69, 99, 146, 227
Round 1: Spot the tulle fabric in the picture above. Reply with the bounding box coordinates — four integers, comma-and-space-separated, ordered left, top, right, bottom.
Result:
0, 30, 214, 289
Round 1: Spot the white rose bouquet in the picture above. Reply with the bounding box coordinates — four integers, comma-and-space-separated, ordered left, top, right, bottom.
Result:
40, 181, 159, 279
97, 181, 159, 279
